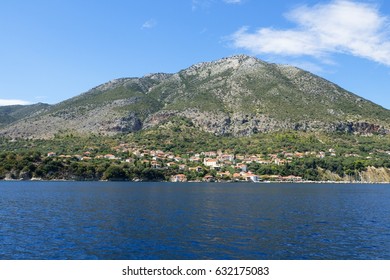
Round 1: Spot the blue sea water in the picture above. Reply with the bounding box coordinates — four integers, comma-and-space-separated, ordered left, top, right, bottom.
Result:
0, 181, 390, 260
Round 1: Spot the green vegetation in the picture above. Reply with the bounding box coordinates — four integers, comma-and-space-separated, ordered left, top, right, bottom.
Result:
1, 119, 389, 182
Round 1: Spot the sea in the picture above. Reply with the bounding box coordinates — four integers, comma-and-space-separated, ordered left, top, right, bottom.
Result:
1, 181, 390, 260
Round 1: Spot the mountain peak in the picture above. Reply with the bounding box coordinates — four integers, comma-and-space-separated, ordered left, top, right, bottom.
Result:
224, 54, 266, 64
181, 54, 266, 78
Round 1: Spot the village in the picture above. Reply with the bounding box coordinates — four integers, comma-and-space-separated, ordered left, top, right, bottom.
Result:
44, 141, 359, 183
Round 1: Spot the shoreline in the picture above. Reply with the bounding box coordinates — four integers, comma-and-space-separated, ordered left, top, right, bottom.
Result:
1, 178, 389, 184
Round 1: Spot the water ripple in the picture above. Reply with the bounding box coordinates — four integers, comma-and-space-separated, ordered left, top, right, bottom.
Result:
1, 182, 390, 259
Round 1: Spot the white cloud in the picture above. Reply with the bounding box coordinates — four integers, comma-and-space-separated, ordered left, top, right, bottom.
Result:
192, 0, 242, 10
192, 0, 213, 11
141, 19, 157, 29
230, 0, 390, 66
0, 99, 31, 106
224, 0, 242, 4
35, 95, 47, 100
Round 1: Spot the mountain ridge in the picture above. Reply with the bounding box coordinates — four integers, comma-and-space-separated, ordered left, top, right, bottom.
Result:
0, 103, 50, 129
1, 55, 389, 139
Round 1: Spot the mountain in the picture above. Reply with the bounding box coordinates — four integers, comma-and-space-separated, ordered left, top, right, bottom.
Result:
0, 55, 389, 139
0, 103, 50, 129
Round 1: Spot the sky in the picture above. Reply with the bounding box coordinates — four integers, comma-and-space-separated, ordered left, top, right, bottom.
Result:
0, 0, 389, 109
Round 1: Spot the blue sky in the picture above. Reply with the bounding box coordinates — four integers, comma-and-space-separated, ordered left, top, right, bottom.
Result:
0, 0, 389, 109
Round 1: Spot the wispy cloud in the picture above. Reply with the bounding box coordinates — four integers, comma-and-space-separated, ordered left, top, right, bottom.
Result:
0, 99, 31, 106
35, 95, 47, 100
230, 0, 390, 67
192, 0, 241, 11
141, 19, 157, 29
223, 0, 242, 4
192, 0, 213, 11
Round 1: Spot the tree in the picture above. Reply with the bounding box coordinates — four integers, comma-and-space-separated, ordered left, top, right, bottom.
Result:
103, 165, 127, 181
141, 168, 164, 181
